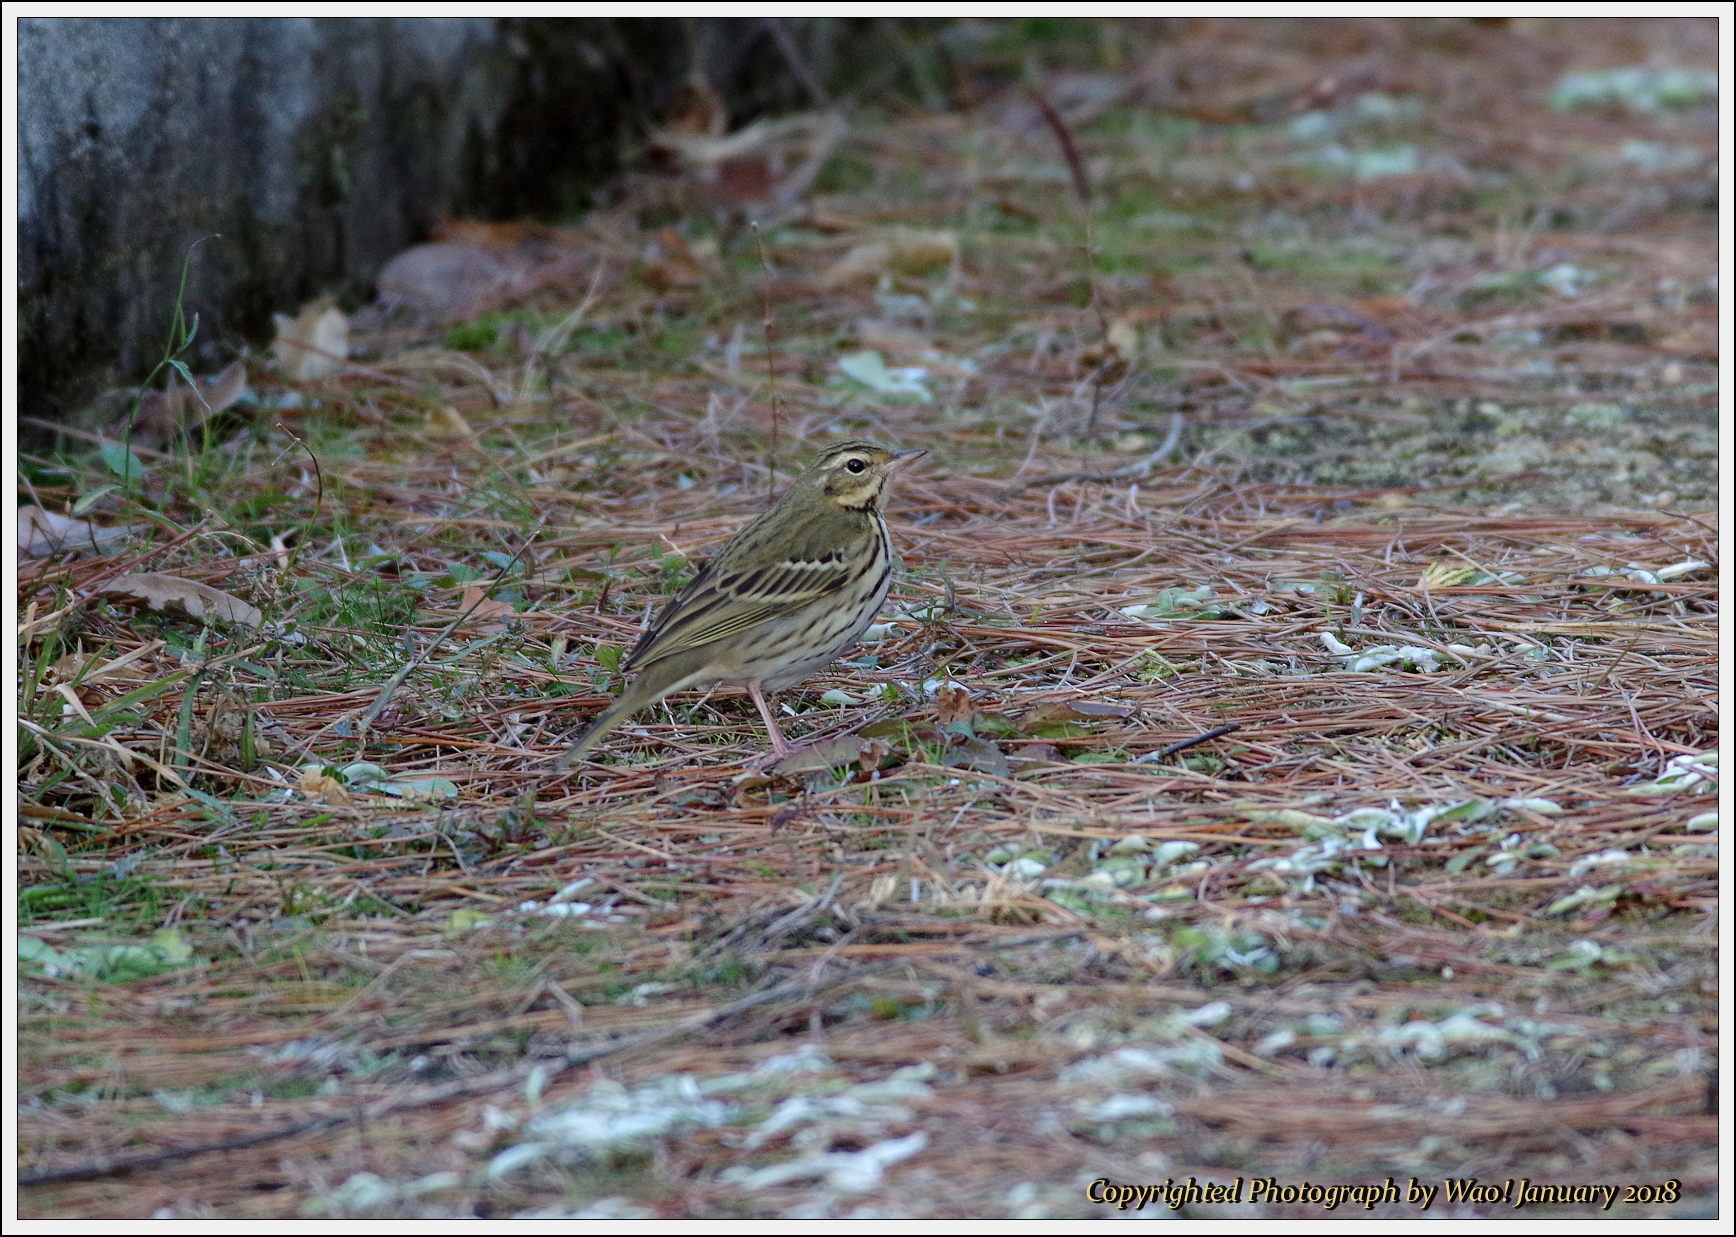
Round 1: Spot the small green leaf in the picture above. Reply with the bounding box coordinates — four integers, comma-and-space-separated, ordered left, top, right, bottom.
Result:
335, 761, 391, 787
151, 927, 194, 964
839, 350, 891, 388
100, 440, 148, 482
72, 485, 121, 515
837, 350, 932, 400
376, 776, 460, 802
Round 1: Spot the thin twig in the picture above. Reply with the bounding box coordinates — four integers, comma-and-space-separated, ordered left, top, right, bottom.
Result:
1002, 412, 1185, 497
356, 538, 535, 737
751, 222, 782, 499
1033, 88, 1110, 433
1149, 722, 1243, 760
763, 17, 832, 109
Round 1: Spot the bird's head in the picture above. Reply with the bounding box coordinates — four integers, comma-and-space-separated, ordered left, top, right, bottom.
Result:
802, 440, 926, 511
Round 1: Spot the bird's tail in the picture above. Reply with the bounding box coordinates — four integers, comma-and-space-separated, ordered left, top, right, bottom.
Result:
551, 664, 701, 767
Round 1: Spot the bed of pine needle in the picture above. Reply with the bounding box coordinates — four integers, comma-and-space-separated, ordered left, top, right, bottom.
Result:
17, 18, 1718, 1220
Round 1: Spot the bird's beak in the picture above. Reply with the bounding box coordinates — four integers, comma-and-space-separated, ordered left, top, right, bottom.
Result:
888, 448, 927, 471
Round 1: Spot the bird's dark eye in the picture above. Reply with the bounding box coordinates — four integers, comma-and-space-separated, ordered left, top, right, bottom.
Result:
846, 458, 867, 474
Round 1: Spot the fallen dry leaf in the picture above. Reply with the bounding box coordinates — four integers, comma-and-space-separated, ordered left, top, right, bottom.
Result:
97, 573, 264, 628
885, 229, 958, 277
375, 242, 523, 321
457, 587, 516, 635
857, 737, 895, 774
936, 681, 975, 726
1020, 699, 1134, 731
48, 644, 164, 720
854, 319, 935, 358
199, 358, 249, 414
49, 642, 162, 691
19, 507, 142, 557
368, 217, 597, 324
1076, 318, 1138, 385
1065, 699, 1136, 719
124, 360, 249, 447
768, 735, 868, 776
431, 213, 573, 250
297, 767, 352, 805
820, 242, 891, 289
822, 229, 957, 288
424, 405, 479, 442
944, 735, 1012, 778
272, 298, 349, 382
639, 227, 718, 293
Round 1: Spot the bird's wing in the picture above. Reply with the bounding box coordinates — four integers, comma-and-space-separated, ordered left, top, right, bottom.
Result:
623, 520, 860, 671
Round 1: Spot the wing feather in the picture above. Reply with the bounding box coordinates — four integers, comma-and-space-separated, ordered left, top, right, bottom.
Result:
624, 539, 860, 671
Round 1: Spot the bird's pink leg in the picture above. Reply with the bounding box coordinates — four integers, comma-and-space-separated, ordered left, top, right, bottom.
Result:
747, 683, 793, 758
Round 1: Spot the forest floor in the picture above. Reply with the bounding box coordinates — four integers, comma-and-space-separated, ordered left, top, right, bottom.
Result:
17, 17, 1719, 1221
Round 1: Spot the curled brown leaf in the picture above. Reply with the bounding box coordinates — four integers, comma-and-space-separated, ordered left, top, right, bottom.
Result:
96, 573, 264, 628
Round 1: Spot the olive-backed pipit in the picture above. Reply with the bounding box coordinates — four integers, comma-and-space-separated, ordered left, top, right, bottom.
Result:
556, 441, 924, 765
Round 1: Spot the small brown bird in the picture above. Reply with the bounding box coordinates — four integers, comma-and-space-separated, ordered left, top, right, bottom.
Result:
556, 440, 925, 765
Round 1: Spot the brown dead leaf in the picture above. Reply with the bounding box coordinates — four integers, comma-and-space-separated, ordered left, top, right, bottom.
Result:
272, 298, 349, 382
859, 717, 924, 742
944, 735, 1012, 778
936, 681, 975, 726
19, 507, 143, 557
297, 767, 352, 805
1066, 699, 1137, 719
821, 242, 893, 288
457, 587, 516, 636
48, 644, 165, 720
49, 642, 161, 691
369, 217, 596, 323
855, 319, 936, 359
857, 737, 894, 774
431, 214, 574, 250
375, 242, 521, 320
639, 227, 717, 293
768, 735, 867, 776
804, 207, 871, 235
822, 229, 957, 288
1077, 318, 1138, 385
993, 196, 1047, 225
97, 573, 263, 628
424, 405, 479, 442
851, 319, 974, 379
886, 229, 958, 277
1021, 699, 1133, 730
200, 358, 249, 414
126, 360, 249, 447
